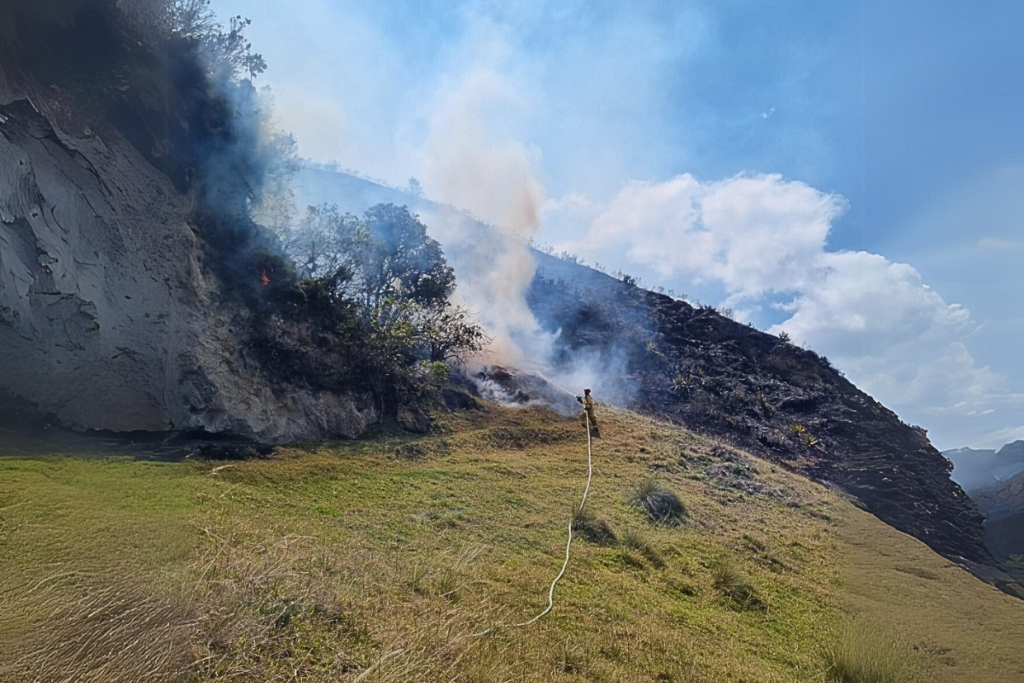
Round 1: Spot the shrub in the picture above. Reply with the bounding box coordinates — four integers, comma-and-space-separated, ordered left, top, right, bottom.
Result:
712, 558, 760, 608
573, 507, 617, 546
823, 621, 914, 683
627, 477, 686, 525
421, 360, 451, 384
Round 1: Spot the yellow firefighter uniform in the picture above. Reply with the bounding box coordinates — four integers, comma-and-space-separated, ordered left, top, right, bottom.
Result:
578, 391, 597, 428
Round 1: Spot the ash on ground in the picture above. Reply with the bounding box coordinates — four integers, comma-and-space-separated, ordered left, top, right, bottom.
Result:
472, 366, 580, 416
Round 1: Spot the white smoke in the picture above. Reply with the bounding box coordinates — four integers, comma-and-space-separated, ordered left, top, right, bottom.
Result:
419, 67, 552, 367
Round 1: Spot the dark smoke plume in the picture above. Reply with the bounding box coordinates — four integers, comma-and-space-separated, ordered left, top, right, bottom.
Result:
1, 0, 296, 301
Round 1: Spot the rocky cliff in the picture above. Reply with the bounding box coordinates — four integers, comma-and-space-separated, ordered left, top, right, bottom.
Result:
0, 7, 375, 442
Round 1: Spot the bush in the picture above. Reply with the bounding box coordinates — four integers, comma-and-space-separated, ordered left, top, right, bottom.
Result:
712, 558, 760, 608
823, 621, 914, 683
421, 361, 451, 384
627, 476, 686, 525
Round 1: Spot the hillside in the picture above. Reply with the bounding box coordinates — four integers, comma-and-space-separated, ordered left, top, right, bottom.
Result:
940, 442, 1024, 583
3, 403, 1024, 682
974, 468, 1024, 521
972, 469, 1024, 583
295, 166, 1010, 593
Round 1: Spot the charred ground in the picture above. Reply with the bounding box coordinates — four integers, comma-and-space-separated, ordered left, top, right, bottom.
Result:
528, 252, 1017, 594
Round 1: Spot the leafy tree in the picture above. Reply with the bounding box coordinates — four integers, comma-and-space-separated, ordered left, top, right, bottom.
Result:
166, 0, 218, 39
284, 204, 365, 283
283, 203, 456, 311
167, 1, 266, 80
278, 203, 485, 390
358, 204, 456, 310
418, 303, 489, 364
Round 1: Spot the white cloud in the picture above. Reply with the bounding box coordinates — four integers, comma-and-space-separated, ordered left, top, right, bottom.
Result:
583, 173, 844, 300
978, 424, 1024, 450
552, 172, 1010, 444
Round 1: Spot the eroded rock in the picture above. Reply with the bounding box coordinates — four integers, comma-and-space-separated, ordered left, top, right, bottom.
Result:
0, 78, 374, 443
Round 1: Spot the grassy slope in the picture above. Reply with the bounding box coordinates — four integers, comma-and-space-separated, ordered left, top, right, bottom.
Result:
1, 405, 1022, 682
841, 506, 1024, 683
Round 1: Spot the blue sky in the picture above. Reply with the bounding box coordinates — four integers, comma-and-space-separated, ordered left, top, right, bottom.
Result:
214, 0, 1023, 449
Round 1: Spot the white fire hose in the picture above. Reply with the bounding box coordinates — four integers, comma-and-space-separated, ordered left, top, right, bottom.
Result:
471, 380, 595, 636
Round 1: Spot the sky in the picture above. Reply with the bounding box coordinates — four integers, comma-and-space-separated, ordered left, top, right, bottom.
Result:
213, 0, 1024, 450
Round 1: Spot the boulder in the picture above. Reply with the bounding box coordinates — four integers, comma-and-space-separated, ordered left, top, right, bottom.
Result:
397, 404, 431, 434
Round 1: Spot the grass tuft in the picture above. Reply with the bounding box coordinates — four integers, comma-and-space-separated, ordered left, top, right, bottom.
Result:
823, 620, 915, 683
627, 476, 686, 524
619, 527, 665, 568
572, 506, 617, 546
712, 557, 761, 609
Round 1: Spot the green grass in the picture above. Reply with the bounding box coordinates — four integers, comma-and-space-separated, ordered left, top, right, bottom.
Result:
0, 403, 1020, 681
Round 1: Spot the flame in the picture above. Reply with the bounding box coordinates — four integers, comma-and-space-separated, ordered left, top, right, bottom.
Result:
261, 269, 270, 287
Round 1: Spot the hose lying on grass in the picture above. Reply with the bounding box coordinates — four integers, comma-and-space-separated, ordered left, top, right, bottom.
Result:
470, 407, 595, 637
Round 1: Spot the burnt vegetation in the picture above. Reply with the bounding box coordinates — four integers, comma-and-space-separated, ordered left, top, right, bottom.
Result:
527, 251, 1015, 592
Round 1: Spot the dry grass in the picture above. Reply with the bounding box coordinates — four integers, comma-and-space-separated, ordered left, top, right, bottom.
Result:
0, 576, 194, 683
184, 527, 497, 682
822, 620, 914, 683
840, 504, 1024, 682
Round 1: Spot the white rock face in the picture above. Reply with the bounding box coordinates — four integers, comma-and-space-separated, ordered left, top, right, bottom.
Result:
0, 74, 374, 442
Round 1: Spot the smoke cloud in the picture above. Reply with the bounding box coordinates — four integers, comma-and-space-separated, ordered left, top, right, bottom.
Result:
419, 66, 552, 368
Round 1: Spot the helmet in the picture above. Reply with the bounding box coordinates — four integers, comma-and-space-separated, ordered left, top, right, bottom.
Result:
584, 388, 591, 393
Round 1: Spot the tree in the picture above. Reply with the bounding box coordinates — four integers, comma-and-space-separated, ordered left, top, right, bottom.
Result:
357, 204, 455, 309
167, 0, 217, 39
283, 204, 365, 283
167, 1, 266, 80
418, 304, 489, 364
279, 202, 484, 374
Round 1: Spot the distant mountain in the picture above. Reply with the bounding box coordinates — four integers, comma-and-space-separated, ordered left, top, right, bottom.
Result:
979, 467, 1024, 584
943, 441, 1024, 494
974, 468, 1024, 522
943, 442, 1024, 582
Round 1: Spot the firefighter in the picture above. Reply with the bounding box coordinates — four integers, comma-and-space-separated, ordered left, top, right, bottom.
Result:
576, 388, 599, 436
